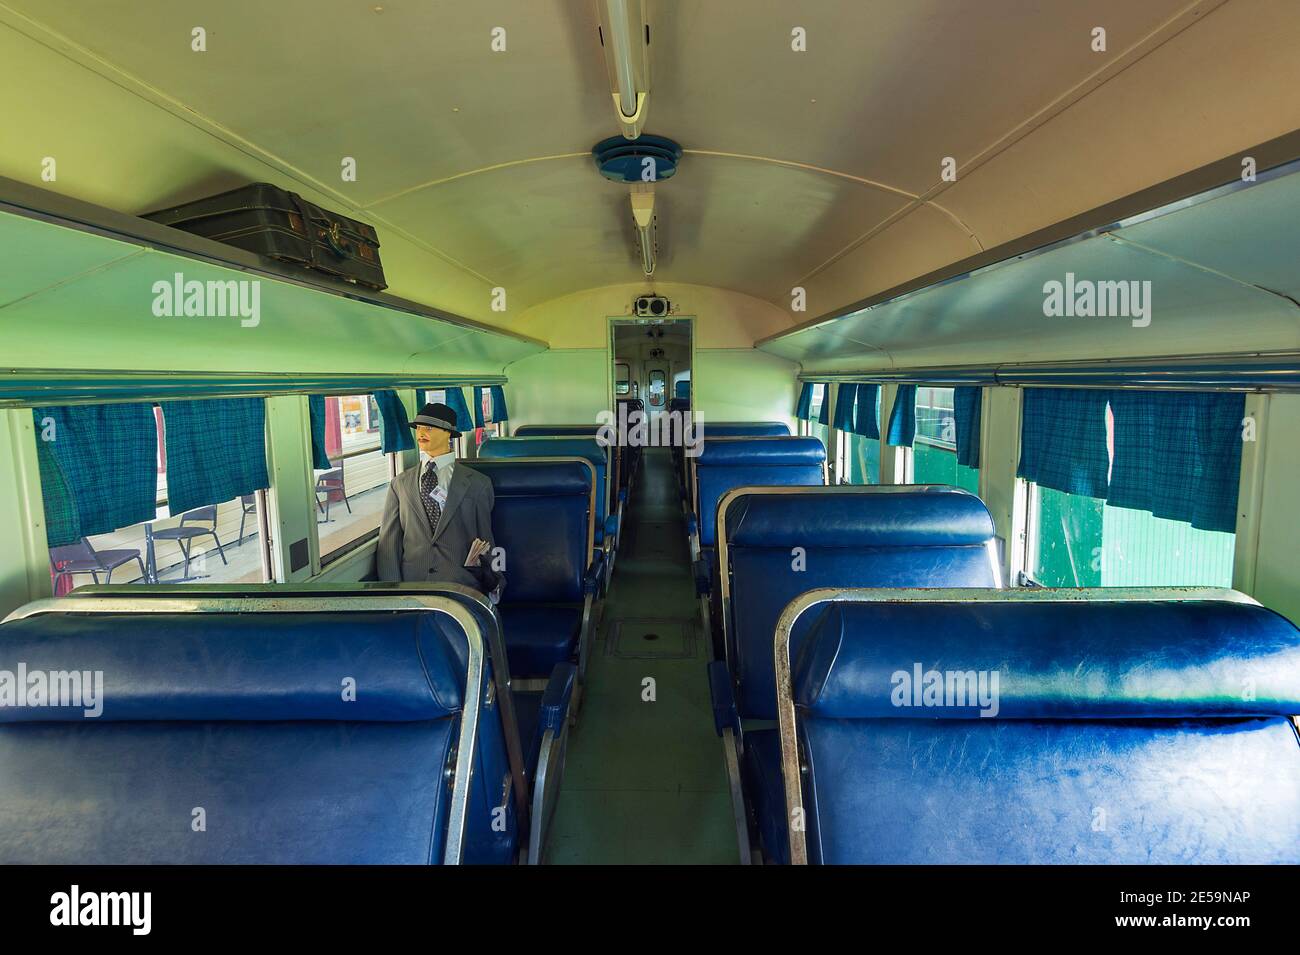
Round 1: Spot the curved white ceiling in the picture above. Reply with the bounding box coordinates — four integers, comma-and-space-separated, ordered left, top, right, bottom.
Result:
1, 0, 1297, 346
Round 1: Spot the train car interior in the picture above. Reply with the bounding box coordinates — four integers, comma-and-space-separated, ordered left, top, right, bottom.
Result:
0, 0, 1297, 885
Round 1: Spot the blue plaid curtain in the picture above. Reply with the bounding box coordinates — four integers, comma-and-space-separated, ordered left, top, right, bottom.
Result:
853, 384, 881, 439
490, 385, 509, 422
31, 411, 81, 547
161, 398, 269, 516
472, 386, 489, 428
795, 382, 815, 420
886, 384, 917, 447
954, 386, 983, 468
1107, 390, 1244, 533
373, 390, 414, 453
34, 404, 158, 540
832, 384, 858, 431
307, 396, 332, 470
815, 384, 830, 425
443, 387, 473, 432
1017, 388, 1110, 498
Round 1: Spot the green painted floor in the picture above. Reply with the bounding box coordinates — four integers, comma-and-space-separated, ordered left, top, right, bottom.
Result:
543, 448, 739, 864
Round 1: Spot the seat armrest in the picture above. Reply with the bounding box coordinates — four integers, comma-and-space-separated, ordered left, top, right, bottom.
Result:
686, 514, 698, 537
584, 552, 605, 595
707, 661, 740, 737
603, 513, 619, 543
540, 663, 578, 733
693, 557, 712, 596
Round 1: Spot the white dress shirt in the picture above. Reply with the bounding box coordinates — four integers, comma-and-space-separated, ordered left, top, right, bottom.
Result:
422, 450, 456, 496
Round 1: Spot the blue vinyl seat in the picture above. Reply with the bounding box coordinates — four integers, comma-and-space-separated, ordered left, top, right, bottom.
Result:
777, 590, 1300, 864
514, 423, 625, 506
481, 436, 615, 548
688, 435, 822, 556
59, 580, 573, 865
688, 436, 825, 652
707, 485, 1001, 863
676, 421, 791, 495
0, 593, 517, 864
465, 459, 601, 694
482, 436, 619, 595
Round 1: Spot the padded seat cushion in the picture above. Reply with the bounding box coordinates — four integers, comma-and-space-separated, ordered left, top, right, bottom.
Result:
701, 422, 793, 438
726, 486, 995, 547
0, 719, 456, 863
797, 599, 1300, 718
480, 437, 609, 522
497, 605, 582, 678
731, 546, 997, 719
0, 607, 494, 864
801, 716, 1300, 864
469, 460, 592, 604
788, 596, 1300, 865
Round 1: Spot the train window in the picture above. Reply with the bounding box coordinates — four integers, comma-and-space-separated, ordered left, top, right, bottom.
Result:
648, 369, 667, 407
1026, 485, 1235, 587
1020, 389, 1239, 587
39, 401, 273, 591
615, 362, 631, 395
315, 394, 393, 563
471, 385, 507, 447
912, 386, 979, 494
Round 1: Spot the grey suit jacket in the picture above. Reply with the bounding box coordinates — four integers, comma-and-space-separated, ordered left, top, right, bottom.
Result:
376, 460, 498, 590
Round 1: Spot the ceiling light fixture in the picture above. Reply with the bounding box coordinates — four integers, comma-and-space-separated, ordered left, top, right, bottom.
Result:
630, 183, 656, 275
596, 0, 650, 139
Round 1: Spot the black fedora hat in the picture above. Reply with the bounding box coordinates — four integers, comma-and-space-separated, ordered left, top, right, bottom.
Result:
409, 402, 462, 438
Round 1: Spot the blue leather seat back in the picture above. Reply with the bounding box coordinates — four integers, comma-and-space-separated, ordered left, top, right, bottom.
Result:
701, 422, 791, 437
725, 487, 998, 719
480, 437, 609, 525
466, 460, 592, 603
793, 598, 1300, 864
0, 608, 516, 864
694, 437, 825, 548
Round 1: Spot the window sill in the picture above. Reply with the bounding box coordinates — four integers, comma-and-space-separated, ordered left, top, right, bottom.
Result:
318, 528, 380, 577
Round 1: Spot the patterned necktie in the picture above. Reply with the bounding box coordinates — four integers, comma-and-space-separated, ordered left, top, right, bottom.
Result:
421, 463, 442, 536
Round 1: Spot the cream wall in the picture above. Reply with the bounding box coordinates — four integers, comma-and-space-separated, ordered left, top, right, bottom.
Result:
505, 346, 797, 431
503, 283, 798, 428
505, 350, 610, 429
502, 283, 792, 349
694, 350, 797, 429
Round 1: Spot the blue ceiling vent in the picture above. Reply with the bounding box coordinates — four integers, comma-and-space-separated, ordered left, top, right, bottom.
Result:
592, 134, 683, 183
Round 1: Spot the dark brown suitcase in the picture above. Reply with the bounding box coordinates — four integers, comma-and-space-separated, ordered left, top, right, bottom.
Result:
142, 182, 386, 290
